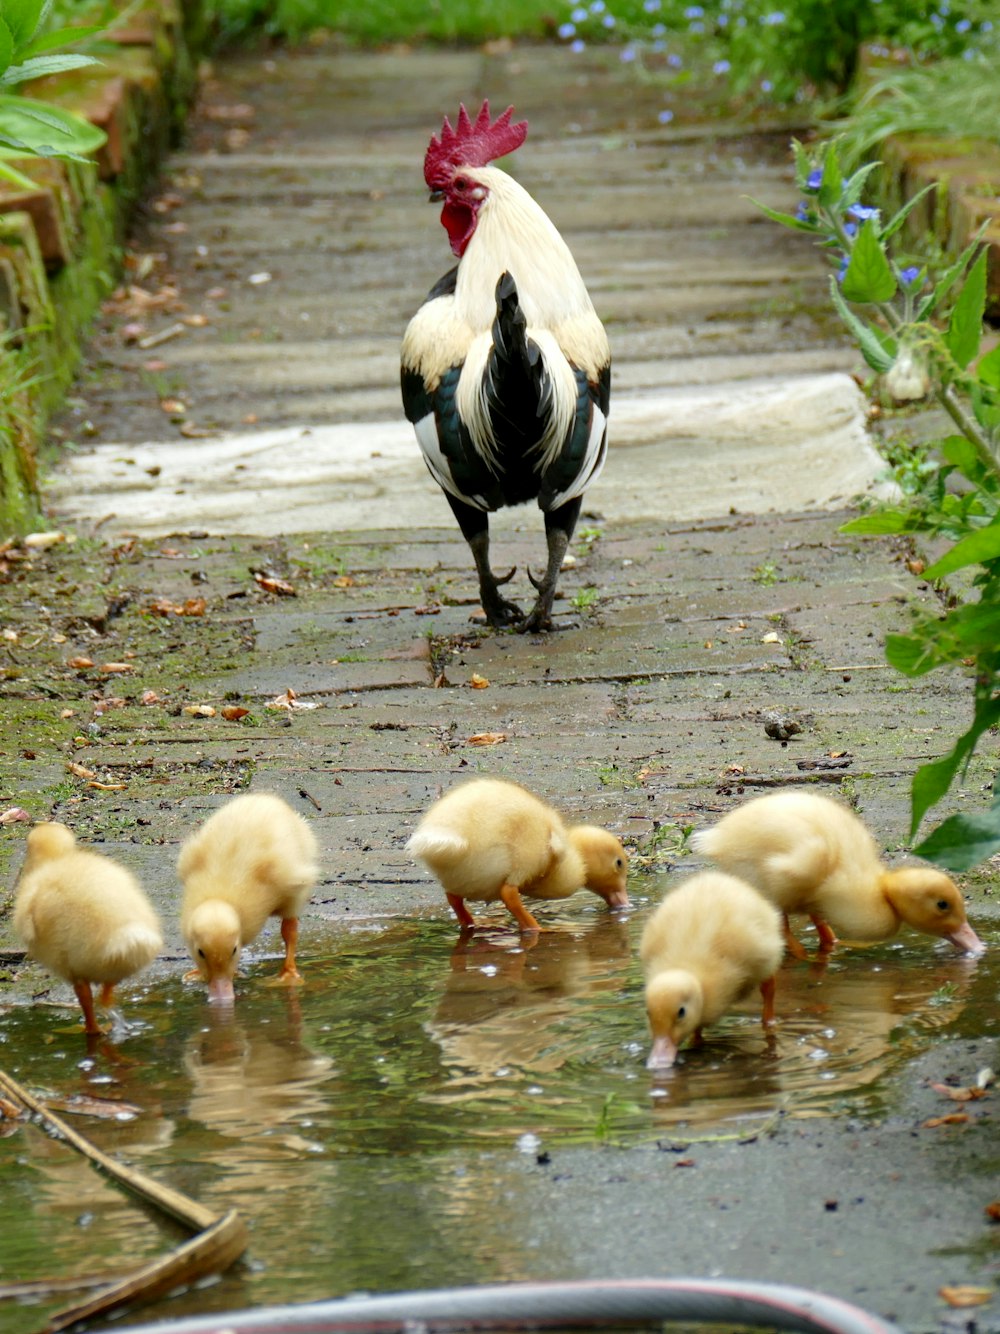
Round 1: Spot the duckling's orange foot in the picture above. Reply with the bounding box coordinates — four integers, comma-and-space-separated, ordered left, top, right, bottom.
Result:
447, 893, 477, 929
275, 965, 305, 986
500, 883, 541, 934
782, 915, 810, 961
811, 915, 838, 952
183, 967, 203, 982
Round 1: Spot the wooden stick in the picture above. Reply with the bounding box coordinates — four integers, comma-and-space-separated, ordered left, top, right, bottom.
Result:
0, 1068, 248, 1331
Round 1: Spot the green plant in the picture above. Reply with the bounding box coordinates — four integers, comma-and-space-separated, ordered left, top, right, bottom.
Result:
0, 0, 108, 188
752, 561, 780, 586
571, 585, 599, 610
755, 141, 1000, 869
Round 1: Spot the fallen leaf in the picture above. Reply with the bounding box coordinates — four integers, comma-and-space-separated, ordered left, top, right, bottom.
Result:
222, 706, 249, 721
254, 572, 296, 597
469, 673, 490, 689
242, 412, 258, 425
0, 807, 31, 825
265, 687, 321, 711
142, 358, 168, 372
87, 781, 127, 791
93, 697, 126, 715
66, 762, 96, 779
148, 596, 207, 617
467, 732, 507, 746
159, 397, 186, 415
985, 1201, 1000, 1223
179, 421, 217, 439
939, 1286, 993, 1309
66, 656, 93, 670
183, 704, 216, 717
140, 690, 162, 705
930, 1082, 989, 1102
761, 631, 782, 644
332, 575, 354, 588
922, 1113, 970, 1128
60, 708, 75, 719
182, 313, 209, 327
44, 1095, 142, 1120
26, 531, 68, 551
0, 1096, 23, 1119
98, 662, 134, 675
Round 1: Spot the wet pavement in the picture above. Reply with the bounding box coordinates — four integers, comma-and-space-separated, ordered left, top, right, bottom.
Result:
1, 40, 999, 1334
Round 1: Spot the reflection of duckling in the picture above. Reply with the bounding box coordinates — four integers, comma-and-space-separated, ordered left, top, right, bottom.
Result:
640, 872, 784, 1069
427, 921, 634, 1079
184, 1005, 335, 1148
407, 778, 628, 933
13, 824, 162, 1035
179, 793, 319, 1003
691, 790, 984, 957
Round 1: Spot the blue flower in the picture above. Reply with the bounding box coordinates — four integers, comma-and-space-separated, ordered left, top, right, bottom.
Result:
620, 44, 637, 60
570, 37, 586, 51
762, 10, 786, 22
571, 5, 588, 18
602, 13, 616, 26
713, 58, 731, 73
955, 17, 971, 31
684, 3, 704, 14
836, 254, 849, 282
558, 22, 576, 38
795, 201, 812, 222
667, 51, 683, 66
847, 203, 879, 221
642, 0, 661, 10
590, 0, 605, 11
651, 22, 666, 34
900, 266, 921, 287
805, 168, 822, 191
658, 108, 675, 124
760, 78, 773, 92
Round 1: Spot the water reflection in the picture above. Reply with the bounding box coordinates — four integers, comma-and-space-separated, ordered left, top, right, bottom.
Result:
0, 912, 993, 1331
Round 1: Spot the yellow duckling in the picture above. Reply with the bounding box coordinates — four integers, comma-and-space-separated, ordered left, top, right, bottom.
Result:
691, 789, 984, 957
13, 823, 162, 1035
640, 871, 784, 1069
406, 777, 629, 932
179, 793, 319, 1003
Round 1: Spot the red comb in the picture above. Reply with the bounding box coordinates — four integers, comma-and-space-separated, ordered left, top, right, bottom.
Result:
423, 100, 528, 189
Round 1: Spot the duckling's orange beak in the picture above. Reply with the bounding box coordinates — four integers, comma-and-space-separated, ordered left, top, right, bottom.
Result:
646, 1035, 678, 1070
207, 975, 236, 1005
948, 921, 986, 955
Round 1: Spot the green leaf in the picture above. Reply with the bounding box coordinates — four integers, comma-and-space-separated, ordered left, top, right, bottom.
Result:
0, 95, 105, 157
791, 138, 812, 187
924, 518, 1000, 578
1, 0, 45, 49
946, 249, 987, 370
817, 143, 843, 211
840, 509, 918, 535
841, 161, 881, 210
20, 23, 107, 56
0, 51, 99, 85
911, 752, 964, 836
0, 153, 40, 188
916, 228, 986, 323
977, 344, 1000, 391
0, 18, 14, 77
885, 632, 936, 676
881, 181, 938, 242
841, 220, 897, 303
829, 276, 895, 372
912, 805, 1000, 870
747, 196, 819, 233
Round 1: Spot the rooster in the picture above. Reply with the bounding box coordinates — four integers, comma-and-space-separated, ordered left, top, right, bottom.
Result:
401, 101, 611, 632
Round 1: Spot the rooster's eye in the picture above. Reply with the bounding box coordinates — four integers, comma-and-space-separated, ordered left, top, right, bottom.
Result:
454, 176, 468, 192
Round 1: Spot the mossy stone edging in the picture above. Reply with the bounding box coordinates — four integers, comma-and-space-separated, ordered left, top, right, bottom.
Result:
0, 0, 205, 536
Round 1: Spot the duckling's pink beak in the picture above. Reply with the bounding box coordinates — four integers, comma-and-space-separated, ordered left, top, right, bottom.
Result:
604, 887, 629, 910
207, 976, 236, 1005
948, 921, 986, 956
646, 1035, 678, 1070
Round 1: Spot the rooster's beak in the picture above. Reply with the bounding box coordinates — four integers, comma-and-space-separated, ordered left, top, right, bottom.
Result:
428, 190, 445, 202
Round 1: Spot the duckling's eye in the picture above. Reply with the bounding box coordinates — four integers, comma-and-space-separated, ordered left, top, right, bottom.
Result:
231, 946, 238, 957
615, 857, 624, 870
936, 899, 949, 912
197, 948, 205, 958
677, 1005, 686, 1019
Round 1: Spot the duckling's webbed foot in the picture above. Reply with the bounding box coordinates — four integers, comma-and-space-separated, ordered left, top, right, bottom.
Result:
447, 893, 477, 929
499, 884, 541, 934
782, 914, 809, 961
73, 981, 103, 1036
277, 916, 304, 984
811, 914, 838, 952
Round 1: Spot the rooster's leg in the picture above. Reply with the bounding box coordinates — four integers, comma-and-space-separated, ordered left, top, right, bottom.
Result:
447, 496, 523, 626
522, 498, 582, 632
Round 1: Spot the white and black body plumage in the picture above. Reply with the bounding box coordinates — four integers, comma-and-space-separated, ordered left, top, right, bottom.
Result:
401, 104, 611, 632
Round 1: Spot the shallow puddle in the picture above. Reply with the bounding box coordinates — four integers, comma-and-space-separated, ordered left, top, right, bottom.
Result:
0, 898, 994, 1331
